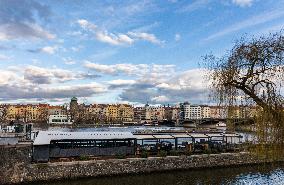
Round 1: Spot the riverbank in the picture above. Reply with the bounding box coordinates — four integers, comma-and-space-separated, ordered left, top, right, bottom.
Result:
25, 162, 284, 185
0, 145, 282, 185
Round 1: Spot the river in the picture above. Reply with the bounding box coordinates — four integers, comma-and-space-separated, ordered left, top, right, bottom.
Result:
29, 163, 284, 185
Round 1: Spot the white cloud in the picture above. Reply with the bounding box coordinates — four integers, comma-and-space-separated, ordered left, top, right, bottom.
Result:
0, 70, 18, 85
151, 95, 170, 103
128, 32, 164, 45
108, 79, 136, 89
77, 19, 97, 30
78, 19, 134, 45
77, 19, 89, 28
108, 79, 136, 86
23, 65, 76, 84
0, 82, 106, 101
5, 65, 98, 85
0, 65, 107, 101
40, 46, 58, 54
64, 59, 76, 65
175, 34, 181, 41
119, 68, 210, 104
232, 0, 253, 7
84, 62, 175, 77
84, 62, 147, 75
0, 63, 210, 104
96, 31, 134, 45
77, 19, 163, 46
84, 62, 117, 74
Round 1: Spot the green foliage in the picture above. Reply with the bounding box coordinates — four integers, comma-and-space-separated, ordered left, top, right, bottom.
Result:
158, 150, 167, 157
203, 149, 212, 154
168, 150, 179, 156
79, 155, 90, 161
210, 148, 219, 154
141, 150, 148, 158
115, 154, 126, 159
36, 163, 48, 169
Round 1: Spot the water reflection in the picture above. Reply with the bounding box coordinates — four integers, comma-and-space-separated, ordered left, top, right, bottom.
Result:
32, 164, 284, 185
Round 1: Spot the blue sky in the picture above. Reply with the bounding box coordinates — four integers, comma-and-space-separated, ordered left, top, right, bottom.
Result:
0, 0, 284, 105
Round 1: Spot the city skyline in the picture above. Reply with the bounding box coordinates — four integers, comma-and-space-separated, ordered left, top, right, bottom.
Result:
0, 0, 284, 105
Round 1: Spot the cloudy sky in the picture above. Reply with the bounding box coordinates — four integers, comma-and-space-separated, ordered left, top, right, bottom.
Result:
0, 0, 284, 105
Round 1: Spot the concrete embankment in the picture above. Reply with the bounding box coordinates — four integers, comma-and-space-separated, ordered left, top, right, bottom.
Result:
0, 145, 278, 184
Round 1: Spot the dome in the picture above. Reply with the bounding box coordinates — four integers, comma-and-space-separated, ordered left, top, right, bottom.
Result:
71, 97, 78, 101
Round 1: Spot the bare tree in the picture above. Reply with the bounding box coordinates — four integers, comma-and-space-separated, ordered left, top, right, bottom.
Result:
0, 105, 8, 124
34, 105, 49, 129
63, 103, 72, 123
205, 32, 284, 159
38, 106, 49, 123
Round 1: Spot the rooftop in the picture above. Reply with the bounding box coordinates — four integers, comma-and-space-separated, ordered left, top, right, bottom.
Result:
33, 131, 242, 145
33, 131, 135, 145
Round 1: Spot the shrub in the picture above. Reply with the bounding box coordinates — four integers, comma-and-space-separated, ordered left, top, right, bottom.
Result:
203, 149, 212, 154
141, 150, 148, 158
79, 155, 90, 161
115, 154, 126, 159
158, 150, 167, 157
211, 148, 219, 154
169, 150, 179, 156
185, 150, 192, 156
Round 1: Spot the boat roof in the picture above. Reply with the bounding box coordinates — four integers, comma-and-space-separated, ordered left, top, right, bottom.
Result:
188, 133, 209, 138
153, 135, 174, 139
223, 133, 242, 137
206, 133, 223, 137
33, 131, 242, 145
135, 135, 157, 140
33, 131, 136, 145
171, 134, 192, 138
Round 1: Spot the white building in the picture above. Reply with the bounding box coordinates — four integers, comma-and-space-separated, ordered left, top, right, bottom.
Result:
180, 102, 211, 120
200, 105, 211, 119
183, 102, 191, 120
48, 115, 72, 125
189, 105, 201, 119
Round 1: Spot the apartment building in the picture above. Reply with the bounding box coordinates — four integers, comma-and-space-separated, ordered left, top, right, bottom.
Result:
145, 105, 165, 121
6, 104, 49, 122
117, 104, 134, 122
133, 107, 146, 122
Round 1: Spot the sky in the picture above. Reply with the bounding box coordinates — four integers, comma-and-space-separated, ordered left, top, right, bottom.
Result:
0, 0, 284, 105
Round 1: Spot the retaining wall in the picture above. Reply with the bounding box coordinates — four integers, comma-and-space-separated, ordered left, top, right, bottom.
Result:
0, 145, 275, 184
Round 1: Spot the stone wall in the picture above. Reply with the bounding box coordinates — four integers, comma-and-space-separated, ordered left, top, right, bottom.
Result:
0, 147, 275, 184
0, 145, 32, 184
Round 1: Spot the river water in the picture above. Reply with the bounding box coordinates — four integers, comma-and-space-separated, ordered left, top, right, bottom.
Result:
31, 163, 284, 185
